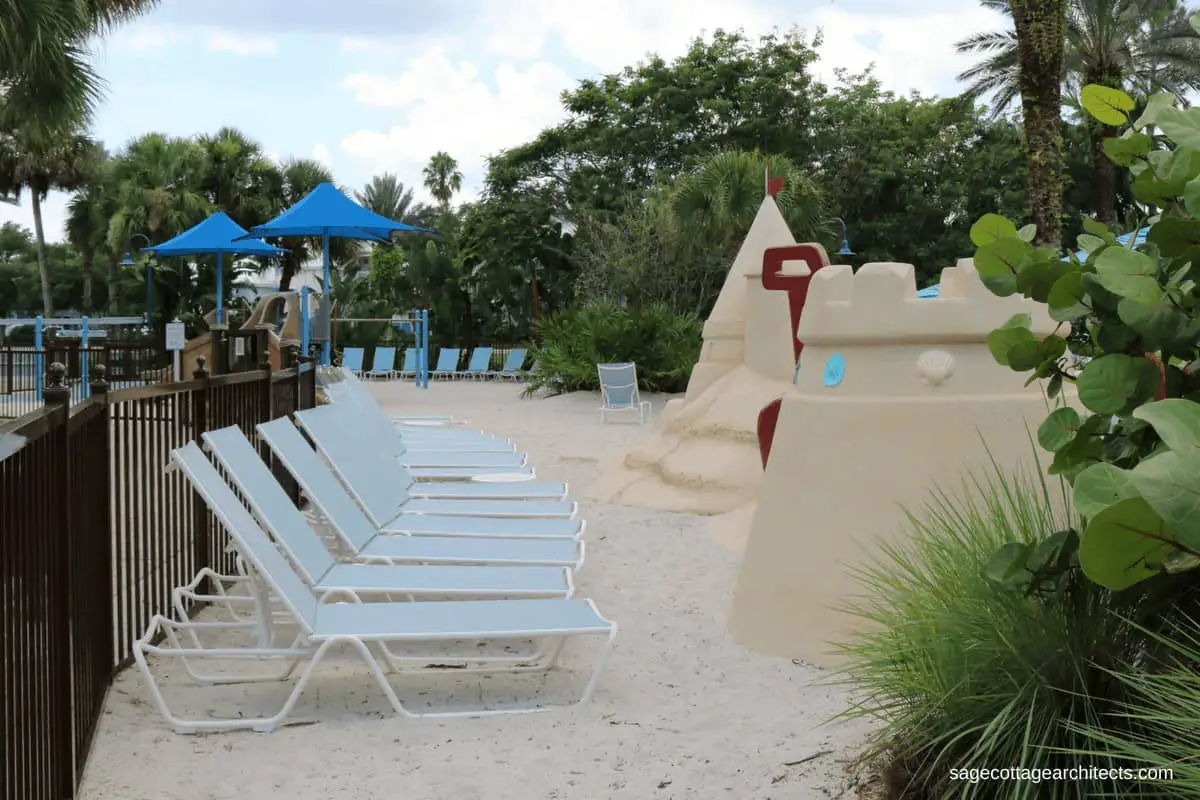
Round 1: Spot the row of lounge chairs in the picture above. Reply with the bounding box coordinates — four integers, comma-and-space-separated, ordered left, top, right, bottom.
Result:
342, 346, 530, 381
133, 366, 615, 733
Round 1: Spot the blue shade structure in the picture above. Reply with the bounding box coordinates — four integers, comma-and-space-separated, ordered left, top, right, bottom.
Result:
918, 226, 1150, 299
145, 211, 286, 324
237, 182, 434, 363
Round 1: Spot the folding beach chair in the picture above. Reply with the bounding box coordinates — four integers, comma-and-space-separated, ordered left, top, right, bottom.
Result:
255, 418, 585, 566
340, 347, 365, 375
134, 442, 617, 733
364, 346, 396, 380
432, 347, 460, 380
596, 362, 653, 425
460, 347, 493, 380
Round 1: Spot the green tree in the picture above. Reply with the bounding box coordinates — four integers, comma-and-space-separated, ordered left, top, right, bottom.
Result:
196, 126, 279, 230
487, 29, 822, 214
0, 129, 101, 314
422, 152, 463, 211
956, 0, 1199, 223
0, 0, 159, 134
356, 172, 422, 222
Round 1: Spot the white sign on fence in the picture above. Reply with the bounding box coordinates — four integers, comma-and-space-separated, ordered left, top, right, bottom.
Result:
165, 320, 186, 351
233, 337, 245, 357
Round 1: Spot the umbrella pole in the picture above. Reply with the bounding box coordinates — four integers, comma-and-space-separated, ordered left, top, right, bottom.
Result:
216, 252, 224, 325
322, 233, 332, 366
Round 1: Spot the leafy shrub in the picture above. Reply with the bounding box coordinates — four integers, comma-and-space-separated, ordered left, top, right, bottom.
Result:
524, 301, 701, 395
969, 83, 1200, 593
836, 459, 1195, 799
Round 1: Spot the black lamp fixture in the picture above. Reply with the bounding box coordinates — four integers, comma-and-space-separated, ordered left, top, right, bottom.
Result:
121, 233, 154, 324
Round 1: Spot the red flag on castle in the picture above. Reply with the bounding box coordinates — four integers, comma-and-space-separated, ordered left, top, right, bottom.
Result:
764, 159, 784, 197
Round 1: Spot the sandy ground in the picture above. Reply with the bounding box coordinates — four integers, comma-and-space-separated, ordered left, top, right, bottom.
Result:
78, 380, 873, 800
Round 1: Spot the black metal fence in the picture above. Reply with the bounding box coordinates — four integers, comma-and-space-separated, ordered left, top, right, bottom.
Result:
1, 344, 166, 418
0, 356, 318, 800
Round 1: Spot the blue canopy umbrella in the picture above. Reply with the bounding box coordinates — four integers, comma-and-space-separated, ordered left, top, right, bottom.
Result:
237, 182, 433, 363
145, 211, 286, 324
919, 226, 1150, 299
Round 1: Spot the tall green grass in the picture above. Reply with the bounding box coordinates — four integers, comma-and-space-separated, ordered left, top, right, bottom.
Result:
1070, 614, 1200, 798
833, 458, 1195, 799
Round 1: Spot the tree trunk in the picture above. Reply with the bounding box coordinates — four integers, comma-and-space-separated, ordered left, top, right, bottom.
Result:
279, 249, 297, 292
1090, 126, 1118, 224
1009, 0, 1069, 246
81, 249, 94, 311
30, 192, 54, 316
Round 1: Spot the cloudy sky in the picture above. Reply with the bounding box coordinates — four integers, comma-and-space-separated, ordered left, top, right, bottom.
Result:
1, 0, 1006, 243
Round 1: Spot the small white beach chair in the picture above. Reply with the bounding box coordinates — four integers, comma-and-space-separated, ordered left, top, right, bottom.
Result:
597, 362, 652, 425
134, 442, 617, 733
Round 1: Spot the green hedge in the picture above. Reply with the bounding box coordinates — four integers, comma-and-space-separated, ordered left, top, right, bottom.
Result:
525, 302, 701, 395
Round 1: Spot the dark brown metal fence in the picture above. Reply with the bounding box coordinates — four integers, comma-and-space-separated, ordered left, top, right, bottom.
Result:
0, 355, 318, 800
1, 345, 166, 419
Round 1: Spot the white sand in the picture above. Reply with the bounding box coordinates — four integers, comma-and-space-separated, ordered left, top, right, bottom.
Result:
78, 381, 873, 800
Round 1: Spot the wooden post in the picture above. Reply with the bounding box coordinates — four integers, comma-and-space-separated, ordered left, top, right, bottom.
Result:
191, 356, 211, 586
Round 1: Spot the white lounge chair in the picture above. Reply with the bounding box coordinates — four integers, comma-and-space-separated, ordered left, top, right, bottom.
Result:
134, 443, 617, 733
293, 409, 581, 523
325, 382, 518, 453
253, 419, 585, 567
300, 408, 566, 499
327, 367, 463, 426
597, 362, 652, 425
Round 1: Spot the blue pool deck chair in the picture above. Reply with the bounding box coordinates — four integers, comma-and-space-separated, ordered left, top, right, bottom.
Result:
432, 347, 460, 380
460, 347, 493, 380
364, 346, 396, 380
489, 348, 528, 381
340, 347, 365, 375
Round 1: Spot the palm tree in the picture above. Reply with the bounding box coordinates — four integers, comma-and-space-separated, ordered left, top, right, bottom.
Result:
0, 0, 160, 135
271, 157, 361, 291
0, 130, 101, 314
422, 151, 463, 210
355, 172, 416, 221
66, 152, 115, 311
196, 126, 278, 229
670, 151, 827, 248
105, 133, 210, 249
957, 0, 1200, 224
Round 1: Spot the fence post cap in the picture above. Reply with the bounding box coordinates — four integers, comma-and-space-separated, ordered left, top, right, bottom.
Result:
44, 361, 70, 405
193, 355, 209, 379
90, 363, 109, 395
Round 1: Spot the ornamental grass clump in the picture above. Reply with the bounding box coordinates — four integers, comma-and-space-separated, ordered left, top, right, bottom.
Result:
834, 458, 1196, 799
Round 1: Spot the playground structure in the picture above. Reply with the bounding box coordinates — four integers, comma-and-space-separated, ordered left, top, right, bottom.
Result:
727, 259, 1059, 667
588, 194, 829, 515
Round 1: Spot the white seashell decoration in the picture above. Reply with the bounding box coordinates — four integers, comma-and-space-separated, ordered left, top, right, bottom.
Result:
916, 349, 956, 386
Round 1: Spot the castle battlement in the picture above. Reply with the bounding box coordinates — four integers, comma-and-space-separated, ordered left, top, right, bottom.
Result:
795, 259, 1056, 346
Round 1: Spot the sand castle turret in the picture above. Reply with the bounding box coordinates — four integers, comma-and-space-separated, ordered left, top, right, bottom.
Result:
588, 196, 832, 514
728, 259, 1060, 667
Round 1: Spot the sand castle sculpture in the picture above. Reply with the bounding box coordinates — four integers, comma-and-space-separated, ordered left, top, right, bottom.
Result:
728, 259, 1057, 668
588, 194, 835, 515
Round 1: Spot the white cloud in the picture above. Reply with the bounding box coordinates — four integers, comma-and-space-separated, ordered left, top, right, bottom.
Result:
311, 143, 333, 168
339, 46, 574, 202
806, 5, 1009, 97
475, 0, 778, 69
107, 24, 181, 53
206, 30, 278, 56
